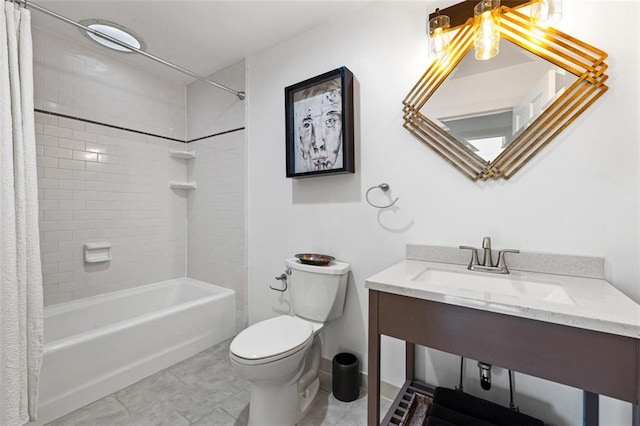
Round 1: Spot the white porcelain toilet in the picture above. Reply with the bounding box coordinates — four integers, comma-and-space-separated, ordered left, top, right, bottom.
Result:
229, 258, 350, 426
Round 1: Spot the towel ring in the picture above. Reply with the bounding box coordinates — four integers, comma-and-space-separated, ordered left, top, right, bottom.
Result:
365, 183, 399, 209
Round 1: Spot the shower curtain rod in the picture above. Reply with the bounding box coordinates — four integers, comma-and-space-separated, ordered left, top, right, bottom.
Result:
11, 0, 246, 100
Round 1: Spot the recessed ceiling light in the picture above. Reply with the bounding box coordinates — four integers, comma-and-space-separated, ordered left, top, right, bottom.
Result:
79, 19, 146, 53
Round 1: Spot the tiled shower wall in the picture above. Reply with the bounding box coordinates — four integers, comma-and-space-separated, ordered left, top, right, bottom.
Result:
33, 27, 188, 305
186, 61, 248, 330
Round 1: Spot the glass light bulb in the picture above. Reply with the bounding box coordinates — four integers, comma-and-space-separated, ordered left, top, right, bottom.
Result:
531, 0, 563, 28
429, 14, 451, 59
474, 0, 501, 60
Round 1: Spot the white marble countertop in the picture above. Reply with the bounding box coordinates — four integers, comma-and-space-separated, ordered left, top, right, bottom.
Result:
365, 260, 640, 339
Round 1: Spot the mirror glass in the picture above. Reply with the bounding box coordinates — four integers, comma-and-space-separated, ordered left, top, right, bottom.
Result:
420, 40, 574, 162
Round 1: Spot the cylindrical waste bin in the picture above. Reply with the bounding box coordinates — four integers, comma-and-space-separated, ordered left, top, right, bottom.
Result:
332, 352, 360, 402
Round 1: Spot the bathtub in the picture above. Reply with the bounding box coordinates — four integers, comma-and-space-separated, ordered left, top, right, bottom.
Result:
35, 278, 235, 425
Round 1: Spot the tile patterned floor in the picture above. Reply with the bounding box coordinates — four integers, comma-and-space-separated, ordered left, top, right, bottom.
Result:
46, 339, 391, 426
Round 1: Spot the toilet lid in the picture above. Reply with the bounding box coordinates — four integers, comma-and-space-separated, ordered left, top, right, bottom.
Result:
230, 315, 314, 361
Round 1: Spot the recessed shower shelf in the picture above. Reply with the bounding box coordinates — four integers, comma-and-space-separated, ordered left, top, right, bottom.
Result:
169, 181, 197, 190
169, 149, 196, 159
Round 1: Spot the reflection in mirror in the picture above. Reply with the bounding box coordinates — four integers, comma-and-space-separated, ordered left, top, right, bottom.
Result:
421, 40, 573, 163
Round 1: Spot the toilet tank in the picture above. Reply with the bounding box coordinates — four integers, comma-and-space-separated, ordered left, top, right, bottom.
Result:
285, 258, 350, 322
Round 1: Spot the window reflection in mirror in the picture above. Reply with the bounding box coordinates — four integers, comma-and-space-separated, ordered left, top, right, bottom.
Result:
421, 40, 575, 163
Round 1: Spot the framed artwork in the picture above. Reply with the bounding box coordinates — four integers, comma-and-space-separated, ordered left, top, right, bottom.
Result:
285, 67, 355, 178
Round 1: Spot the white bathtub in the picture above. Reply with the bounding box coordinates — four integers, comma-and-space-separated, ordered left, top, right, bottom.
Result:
35, 278, 235, 425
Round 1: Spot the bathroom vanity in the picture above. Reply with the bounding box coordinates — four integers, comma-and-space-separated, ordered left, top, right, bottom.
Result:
366, 246, 640, 426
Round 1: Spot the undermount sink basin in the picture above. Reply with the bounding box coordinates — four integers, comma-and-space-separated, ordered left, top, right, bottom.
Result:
413, 268, 575, 305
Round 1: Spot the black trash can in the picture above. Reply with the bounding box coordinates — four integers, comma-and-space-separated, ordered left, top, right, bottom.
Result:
332, 352, 360, 402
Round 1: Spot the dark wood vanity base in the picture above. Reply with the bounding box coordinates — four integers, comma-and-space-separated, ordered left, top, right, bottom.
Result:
367, 290, 640, 426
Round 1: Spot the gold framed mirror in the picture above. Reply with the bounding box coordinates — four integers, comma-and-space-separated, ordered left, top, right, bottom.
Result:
403, 4, 608, 181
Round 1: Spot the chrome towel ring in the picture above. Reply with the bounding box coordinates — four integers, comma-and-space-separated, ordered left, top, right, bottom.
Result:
365, 183, 399, 209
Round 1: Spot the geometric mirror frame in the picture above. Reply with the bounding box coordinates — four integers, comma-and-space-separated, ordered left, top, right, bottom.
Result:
403, 5, 608, 181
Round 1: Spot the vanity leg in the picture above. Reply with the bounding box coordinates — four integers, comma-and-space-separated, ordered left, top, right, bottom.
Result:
368, 291, 380, 426
632, 404, 639, 426
406, 342, 415, 382
583, 391, 599, 426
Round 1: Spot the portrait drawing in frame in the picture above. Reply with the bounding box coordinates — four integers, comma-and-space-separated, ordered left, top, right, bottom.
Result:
285, 67, 355, 178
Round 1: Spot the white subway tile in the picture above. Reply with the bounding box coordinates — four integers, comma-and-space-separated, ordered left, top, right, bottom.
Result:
38, 178, 58, 189
85, 142, 108, 154
43, 251, 72, 264
44, 271, 74, 285
59, 280, 85, 293
44, 167, 73, 179
58, 260, 80, 273
41, 263, 58, 275
35, 112, 57, 125
85, 162, 110, 173
58, 159, 86, 171
44, 125, 73, 138
59, 220, 85, 231
59, 180, 85, 190
43, 189, 72, 200
98, 153, 121, 164
44, 230, 73, 242
73, 190, 98, 201
73, 170, 98, 181
59, 138, 85, 151
44, 293, 73, 305
73, 130, 98, 143
73, 151, 98, 162
37, 134, 59, 147
37, 156, 59, 168
44, 210, 71, 221
57, 117, 85, 131
58, 200, 86, 210
72, 210, 100, 220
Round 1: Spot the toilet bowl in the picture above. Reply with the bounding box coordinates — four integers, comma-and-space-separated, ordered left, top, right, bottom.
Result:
230, 315, 323, 425
229, 258, 350, 425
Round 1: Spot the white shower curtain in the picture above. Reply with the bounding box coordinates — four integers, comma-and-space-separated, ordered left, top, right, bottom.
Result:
0, 2, 44, 425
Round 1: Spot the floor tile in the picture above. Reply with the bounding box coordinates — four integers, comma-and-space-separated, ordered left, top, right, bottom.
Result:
46, 339, 373, 426
192, 407, 241, 426
219, 389, 250, 422
131, 399, 191, 426
296, 390, 354, 426
334, 394, 393, 426
46, 396, 137, 426
114, 370, 192, 415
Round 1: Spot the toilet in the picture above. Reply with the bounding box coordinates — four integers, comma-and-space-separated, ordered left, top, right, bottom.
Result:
229, 258, 350, 425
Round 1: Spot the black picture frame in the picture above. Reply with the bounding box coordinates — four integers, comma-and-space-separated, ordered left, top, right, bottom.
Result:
285, 67, 355, 178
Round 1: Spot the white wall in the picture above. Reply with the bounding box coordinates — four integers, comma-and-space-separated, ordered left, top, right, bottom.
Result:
246, 2, 639, 424
33, 28, 188, 304
186, 61, 248, 331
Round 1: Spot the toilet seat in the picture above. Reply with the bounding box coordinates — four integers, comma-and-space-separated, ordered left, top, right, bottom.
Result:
230, 316, 314, 365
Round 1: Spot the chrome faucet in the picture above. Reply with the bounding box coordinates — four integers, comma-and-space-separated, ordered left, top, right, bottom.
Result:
481, 236, 493, 267
460, 237, 519, 274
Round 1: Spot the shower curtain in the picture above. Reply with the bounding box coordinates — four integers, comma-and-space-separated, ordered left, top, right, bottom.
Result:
0, 2, 44, 425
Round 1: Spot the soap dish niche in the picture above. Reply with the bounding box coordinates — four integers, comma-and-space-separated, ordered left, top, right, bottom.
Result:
84, 241, 112, 263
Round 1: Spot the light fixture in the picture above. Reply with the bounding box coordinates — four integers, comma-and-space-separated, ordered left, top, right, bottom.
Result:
530, 0, 562, 28
79, 19, 146, 53
428, 10, 451, 59
473, 0, 501, 60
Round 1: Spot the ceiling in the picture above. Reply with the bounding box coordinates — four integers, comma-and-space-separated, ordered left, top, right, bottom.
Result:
31, 1, 369, 84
